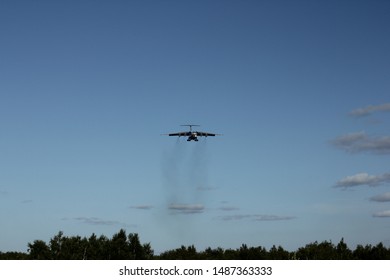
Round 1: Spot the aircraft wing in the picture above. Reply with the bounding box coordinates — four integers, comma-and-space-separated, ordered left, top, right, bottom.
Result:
168, 131, 191, 136
196, 131, 217, 137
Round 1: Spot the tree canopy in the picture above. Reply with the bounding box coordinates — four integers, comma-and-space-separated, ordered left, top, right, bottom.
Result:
1, 230, 390, 260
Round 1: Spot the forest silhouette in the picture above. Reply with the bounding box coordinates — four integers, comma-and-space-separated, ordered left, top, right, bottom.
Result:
1, 229, 389, 260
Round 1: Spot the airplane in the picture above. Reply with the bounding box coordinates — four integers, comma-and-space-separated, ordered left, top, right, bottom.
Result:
164, 125, 220, 141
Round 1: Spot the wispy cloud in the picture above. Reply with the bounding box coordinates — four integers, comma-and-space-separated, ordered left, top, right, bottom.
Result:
370, 192, 390, 202
218, 206, 240, 211
349, 103, 390, 117
129, 205, 154, 210
219, 214, 252, 221
168, 203, 204, 214
72, 217, 135, 227
331, 131, 390, 154
334, 172, 390, 188
253, 214, 296, 221
373, 210, 390, 218
218, 214, 295, 222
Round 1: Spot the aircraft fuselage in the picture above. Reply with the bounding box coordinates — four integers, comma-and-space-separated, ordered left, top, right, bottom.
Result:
187, 132, 199, 141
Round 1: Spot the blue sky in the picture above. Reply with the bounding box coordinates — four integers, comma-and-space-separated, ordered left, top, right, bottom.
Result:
1, 0, 390, 253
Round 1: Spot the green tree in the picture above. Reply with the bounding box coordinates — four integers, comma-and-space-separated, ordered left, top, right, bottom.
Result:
49, 231, 64, 259
0, 251, 29, 260
336, 238, 352, 259
268, 245, 290, 260
237, 244, 268, 260
353, 242, 390, 260
202, 247, 225, 260
141, 242, 154, 260
371, 242, 390, 260
159, 245, 199, 260
128, 233, 142, 259
296, 240, 338, 260
127, 232, 154, 259
28, 240, 51, 260
110, 229, 131, 259
84, 233, 109, 260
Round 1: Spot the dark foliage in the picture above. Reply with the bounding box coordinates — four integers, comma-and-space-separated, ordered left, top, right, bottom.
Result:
25, 229, 153, 260
1, 231, 390, 260
0, 251, 29, 260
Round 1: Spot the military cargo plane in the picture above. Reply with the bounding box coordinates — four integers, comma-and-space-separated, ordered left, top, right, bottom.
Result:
164, 125, 220, 141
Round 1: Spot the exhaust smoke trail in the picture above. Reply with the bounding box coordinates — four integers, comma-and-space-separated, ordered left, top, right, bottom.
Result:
189, 139, 209, 201
161, 137, 187, 203
160, 138, 210, 244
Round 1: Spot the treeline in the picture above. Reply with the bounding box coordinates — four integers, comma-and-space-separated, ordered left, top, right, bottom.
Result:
1, 229, 390, 260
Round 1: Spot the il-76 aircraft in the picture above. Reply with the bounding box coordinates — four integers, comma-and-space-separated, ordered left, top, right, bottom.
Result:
164, 125, 220, 141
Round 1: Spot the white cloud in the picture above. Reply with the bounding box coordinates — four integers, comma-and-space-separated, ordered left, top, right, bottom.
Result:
332, 131, 390, 154
218, 214, 295, 221
373, 210, 390, 218
335, 172, 390, 188
73, 217, 135, 227
349, 103, 390, 117
253, 214, 295, 221
130, 205, 154, 210
333, 131, 367, 145
168, 203, 204, 214
370, 192, 390, 202
218, 214, 252, 221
